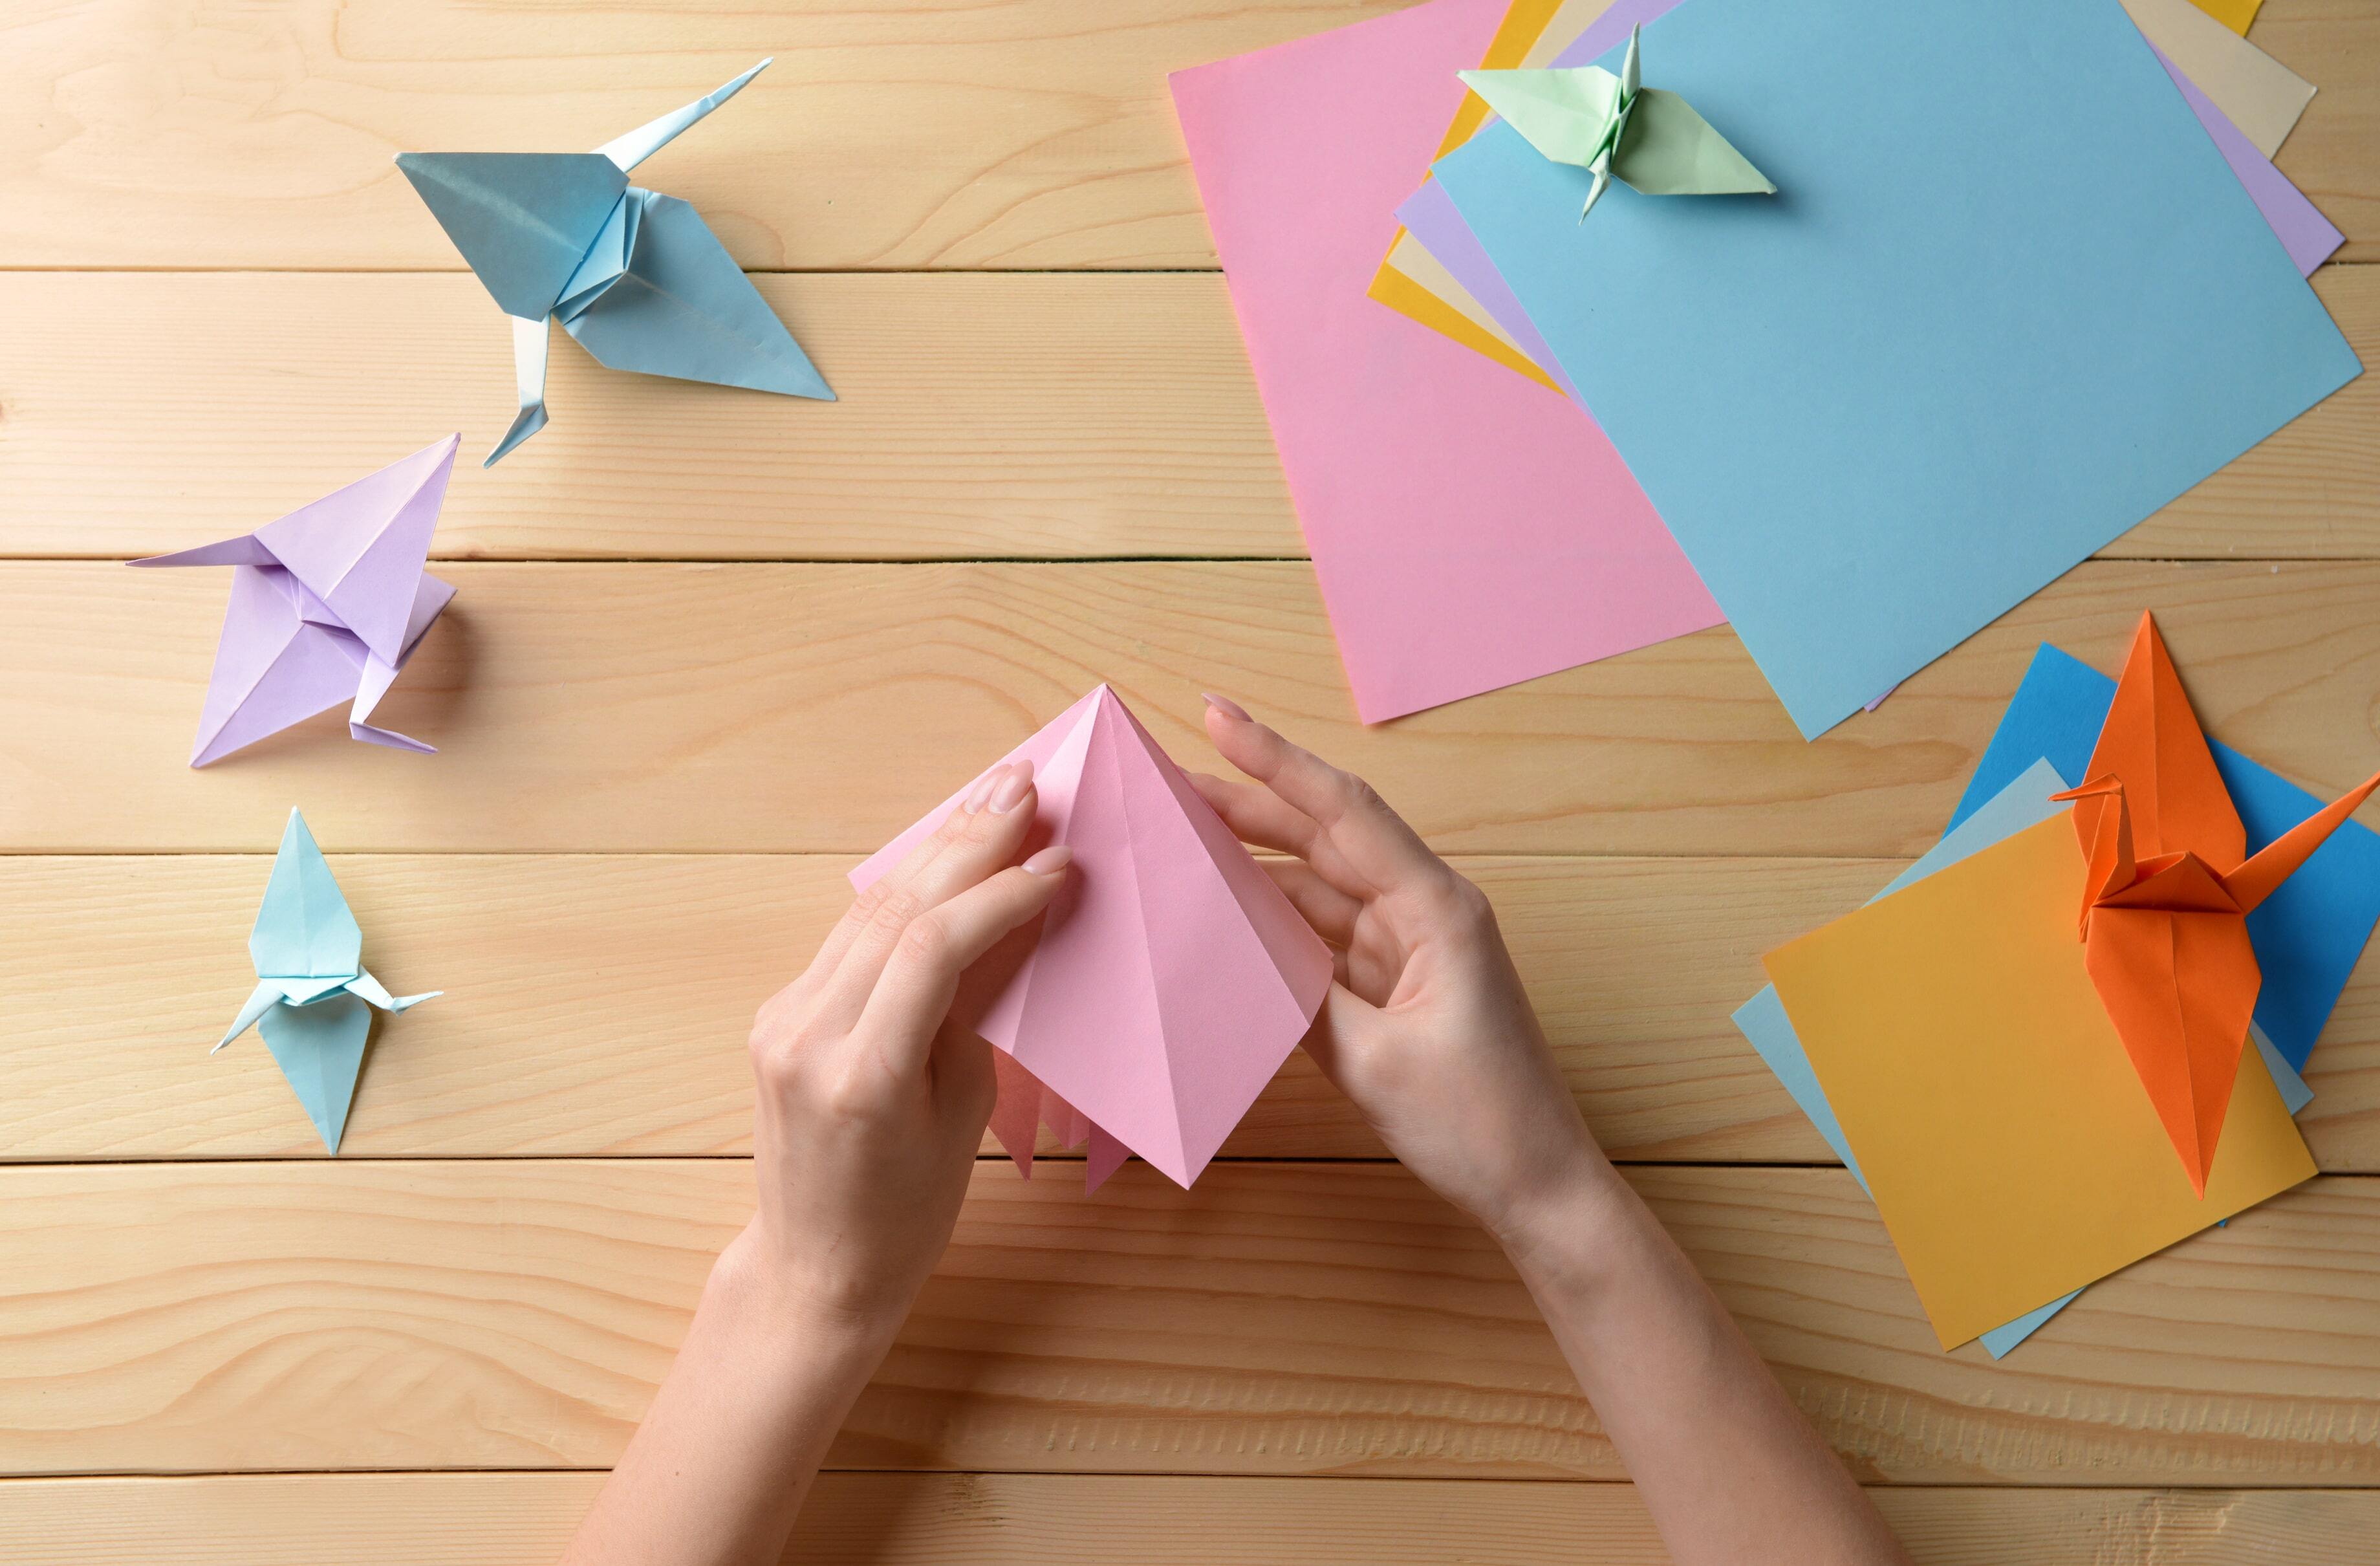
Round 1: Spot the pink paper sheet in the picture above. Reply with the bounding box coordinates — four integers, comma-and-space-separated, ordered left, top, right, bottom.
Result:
1170, 0, 1721, 723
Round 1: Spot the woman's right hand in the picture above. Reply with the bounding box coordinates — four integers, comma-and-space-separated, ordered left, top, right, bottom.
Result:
1190, 697, 1621, 1254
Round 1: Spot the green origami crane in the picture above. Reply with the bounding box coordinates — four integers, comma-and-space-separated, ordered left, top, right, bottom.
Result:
1460, 25, 1775, 220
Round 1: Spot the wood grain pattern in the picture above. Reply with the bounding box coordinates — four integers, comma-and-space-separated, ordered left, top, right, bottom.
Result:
2, 0, 2374, 270
6, 557, 2377, 858
3, 1473, 2374, 1565
0, 274, 1295, 562
1, 1159, 2375, 1482
7, 0, 2379, 1541
0, 0, 1379, 272
1, 268, 2375, 562
3, 853, 2372, 1168
2261, 3, 2380, 257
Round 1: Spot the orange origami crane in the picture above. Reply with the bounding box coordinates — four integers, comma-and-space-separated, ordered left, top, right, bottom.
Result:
2048, 614, 2380, 1195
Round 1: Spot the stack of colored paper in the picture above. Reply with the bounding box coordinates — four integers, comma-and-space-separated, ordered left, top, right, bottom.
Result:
1736, 622, 2380, 1352
1173, 0, 2358, 732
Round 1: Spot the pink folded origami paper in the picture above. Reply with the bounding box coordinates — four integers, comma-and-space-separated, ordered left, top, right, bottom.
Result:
129, 435, 460, 767
851, 686, 1334, 1190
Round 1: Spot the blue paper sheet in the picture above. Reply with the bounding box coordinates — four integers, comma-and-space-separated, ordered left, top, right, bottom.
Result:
1429, 0, 2361, 737
1956, 644, 2380, 1071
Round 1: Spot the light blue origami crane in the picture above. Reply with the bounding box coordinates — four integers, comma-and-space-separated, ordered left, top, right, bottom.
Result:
215, 809, 439, 1153
395, 59, 834, 466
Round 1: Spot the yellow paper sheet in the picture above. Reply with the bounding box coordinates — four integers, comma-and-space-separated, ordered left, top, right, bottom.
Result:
1366, 0, 1611, 379
1379, 230, 1563, 391
1763, 816, 2316, 1349
2188, 0, 2262, 37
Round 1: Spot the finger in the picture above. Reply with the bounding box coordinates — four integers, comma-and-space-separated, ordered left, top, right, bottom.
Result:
819, 765, 1044, 1023
1202, 699, 1451, 894
1260, 858, 1361, 946
810, 761, 1014, 984
859, 851, 1074, 1072
1185, 770, 1346, 871
1187, 771, 1375, 902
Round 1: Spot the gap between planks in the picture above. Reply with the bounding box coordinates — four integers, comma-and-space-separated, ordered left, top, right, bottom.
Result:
5, 1474, 2377, 1565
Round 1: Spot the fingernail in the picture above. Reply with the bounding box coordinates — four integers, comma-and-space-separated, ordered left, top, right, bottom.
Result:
1023, 844, 1073, 875
1203, 692, 1251, 723
964, 764, 1006, 814
989, 761, 1035, 814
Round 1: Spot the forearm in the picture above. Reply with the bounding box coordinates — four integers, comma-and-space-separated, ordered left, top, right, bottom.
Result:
1502, 1163, 1909, 1566
559, 1222, 896, 1566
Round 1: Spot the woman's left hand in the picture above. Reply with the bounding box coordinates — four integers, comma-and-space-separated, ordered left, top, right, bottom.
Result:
739, 759, 1071, 1340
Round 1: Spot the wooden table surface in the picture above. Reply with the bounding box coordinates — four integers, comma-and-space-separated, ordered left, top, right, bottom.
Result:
5, 3, 2378, 1561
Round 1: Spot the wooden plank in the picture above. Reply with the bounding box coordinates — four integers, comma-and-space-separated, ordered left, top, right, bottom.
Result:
3, 1473, 2376, 1566
2, 268, 2376, 562
0, 0, 1370, 273
0, 274, 1296, 563
6, 558, 2380, 858
3, 0, 2375, 270
2262, 3, 2380, 260
3, 853, 2372, 1169
1, 1159, 2374, 1483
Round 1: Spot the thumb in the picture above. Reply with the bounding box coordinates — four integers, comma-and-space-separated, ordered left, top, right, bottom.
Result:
1297, 980, 1385, 1096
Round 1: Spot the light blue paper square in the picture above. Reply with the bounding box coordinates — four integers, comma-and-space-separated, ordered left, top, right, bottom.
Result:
1431, 0, 2360, 737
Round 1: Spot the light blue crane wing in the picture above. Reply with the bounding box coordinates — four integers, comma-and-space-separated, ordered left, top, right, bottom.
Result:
258, 995, 373, 1155
395, 151, 627, 320
250, 809, 363, 981
561, 192, 834, 399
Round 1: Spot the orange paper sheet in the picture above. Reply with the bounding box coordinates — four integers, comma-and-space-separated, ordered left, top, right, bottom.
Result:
1763, 815, 2316, 1349
2190, 0, 2262, 36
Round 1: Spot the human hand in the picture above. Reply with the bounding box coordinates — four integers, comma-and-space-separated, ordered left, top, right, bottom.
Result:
1191, 698, 1617, 1254
738, 760, 1072, 1342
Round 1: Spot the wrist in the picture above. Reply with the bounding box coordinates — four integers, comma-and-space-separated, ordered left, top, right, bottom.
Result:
1483, 1142, 1634, 1284
707, 1223, 909, 1371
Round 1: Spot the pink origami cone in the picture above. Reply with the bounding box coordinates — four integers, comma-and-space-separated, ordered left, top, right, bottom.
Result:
852, 686, 1335, 1190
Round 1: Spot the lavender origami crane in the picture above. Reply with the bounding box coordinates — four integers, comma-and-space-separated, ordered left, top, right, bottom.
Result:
396, 58, 835, 466
129, 435, 459, 767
